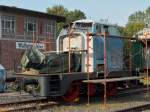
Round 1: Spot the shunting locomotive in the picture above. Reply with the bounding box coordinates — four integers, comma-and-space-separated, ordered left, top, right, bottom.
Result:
15, 19, 144, 102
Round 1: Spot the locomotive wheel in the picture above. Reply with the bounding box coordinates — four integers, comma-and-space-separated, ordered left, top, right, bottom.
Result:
106, 82, 117, 96
87, 83, 96, 96
63, 83, 80, 102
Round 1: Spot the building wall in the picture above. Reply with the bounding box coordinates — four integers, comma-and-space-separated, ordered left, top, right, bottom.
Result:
16, 15, 24, 35
0, 39, 16, 70
0, 12, 57, 70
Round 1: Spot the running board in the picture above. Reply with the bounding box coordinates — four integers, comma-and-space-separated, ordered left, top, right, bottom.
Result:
83, 76, 143, 84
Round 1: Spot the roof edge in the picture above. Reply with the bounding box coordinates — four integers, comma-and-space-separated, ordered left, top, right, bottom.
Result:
0, 5, 66, 22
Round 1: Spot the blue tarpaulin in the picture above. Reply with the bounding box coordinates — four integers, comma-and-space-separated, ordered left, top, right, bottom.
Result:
0, 65, 6, 92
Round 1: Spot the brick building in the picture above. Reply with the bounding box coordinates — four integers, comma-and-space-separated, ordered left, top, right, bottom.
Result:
0, 5, 65, 70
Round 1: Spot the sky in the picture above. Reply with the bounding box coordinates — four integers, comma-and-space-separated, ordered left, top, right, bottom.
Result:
0, 0, 150, 26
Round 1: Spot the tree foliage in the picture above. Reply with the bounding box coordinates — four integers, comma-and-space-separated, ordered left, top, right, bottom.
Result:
125, 22, 145, 37
119, 22, 145, 37
47, 5, 68, 16
120, 6, 150, 37
47, 5, 86, 37
128, 11, 145, 23
118, 26, 127, 36
128, 6, 150, 24
66, 10, 86, 23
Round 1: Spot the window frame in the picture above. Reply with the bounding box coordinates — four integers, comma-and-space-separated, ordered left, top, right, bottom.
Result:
1, 15, 16, 35
44, 20, 56, 38
24, 17, 37, 36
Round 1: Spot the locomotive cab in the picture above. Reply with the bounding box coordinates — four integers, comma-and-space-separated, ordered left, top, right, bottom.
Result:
57, 19, 124, 74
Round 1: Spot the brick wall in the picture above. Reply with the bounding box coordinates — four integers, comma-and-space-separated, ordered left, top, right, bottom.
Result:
38, 19, 44, 35
0, 39, 23, 70
0, 13, 57, 70
16, 15, 24, 35
0, 38, 56, 71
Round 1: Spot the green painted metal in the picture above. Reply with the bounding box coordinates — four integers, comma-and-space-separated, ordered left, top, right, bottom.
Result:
131, 41, 144, 70
21, 47, 81, 74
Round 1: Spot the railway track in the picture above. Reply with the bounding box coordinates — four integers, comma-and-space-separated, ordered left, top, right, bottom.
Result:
0, 98, 58, 112
112, 87, 150, 112
116, 86, 148, 97
0, 86, 149, 112
77, 86, 150, 112
116, 103, 150, 112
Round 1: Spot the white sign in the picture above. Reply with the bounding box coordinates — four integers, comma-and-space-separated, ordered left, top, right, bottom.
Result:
16, 42, 45, 49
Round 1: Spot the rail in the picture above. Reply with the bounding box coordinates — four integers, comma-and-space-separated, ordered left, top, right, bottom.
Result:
0, 97, 58, 112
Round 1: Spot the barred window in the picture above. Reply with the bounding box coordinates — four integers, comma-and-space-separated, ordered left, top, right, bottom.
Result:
1, 15, 15, 34
45, 20, 56, 38
25, 17, 37, 36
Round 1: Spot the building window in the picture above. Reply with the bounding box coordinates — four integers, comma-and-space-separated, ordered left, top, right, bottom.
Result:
45, 20, 56, 38
1, 15, 15, 34
25, 17, 37, 36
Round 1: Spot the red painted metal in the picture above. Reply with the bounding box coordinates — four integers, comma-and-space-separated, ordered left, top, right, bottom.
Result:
106, 82, 117, 96
63, 84, 80, 102
87, 83, 96, 96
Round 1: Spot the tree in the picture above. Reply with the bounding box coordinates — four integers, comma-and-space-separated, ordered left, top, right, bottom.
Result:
127, 6, 150, 26
118, 26, 128, 36
128, 11, 145, 23
47, 5, 86, 37
67, 10, 86, 23
125, 22, 145, 37
123, 6, 150, 37
47, 5, 68, 16
145, 7, 150, 24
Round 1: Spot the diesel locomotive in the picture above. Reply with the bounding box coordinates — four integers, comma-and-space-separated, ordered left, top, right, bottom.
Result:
15, 19, 144, 102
